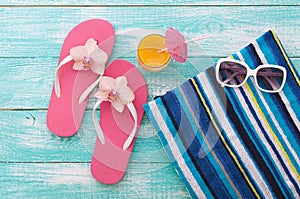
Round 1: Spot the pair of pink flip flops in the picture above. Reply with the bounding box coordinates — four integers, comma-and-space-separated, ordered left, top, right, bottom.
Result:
47, 19, 148, 184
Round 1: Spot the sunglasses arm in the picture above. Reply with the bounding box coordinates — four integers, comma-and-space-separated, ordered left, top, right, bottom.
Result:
261, 76, 280, 90
257, 71, 283, 77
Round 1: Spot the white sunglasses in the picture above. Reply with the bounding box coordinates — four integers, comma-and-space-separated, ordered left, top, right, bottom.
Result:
215, 58, 287, 93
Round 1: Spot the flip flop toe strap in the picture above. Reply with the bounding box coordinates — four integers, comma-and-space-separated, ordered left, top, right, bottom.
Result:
54, 55, 73, 98
54, 38, 107, 100
92, 100, 138, 151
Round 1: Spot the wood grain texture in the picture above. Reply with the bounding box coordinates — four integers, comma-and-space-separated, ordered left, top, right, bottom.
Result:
0, 110, 171, 163
0, 57, 215, 109
0, 7, 299, 59
0, 2, 299, 198
0, 58, 299, 109
0, 0, 299, 6
0, 163, 190, 198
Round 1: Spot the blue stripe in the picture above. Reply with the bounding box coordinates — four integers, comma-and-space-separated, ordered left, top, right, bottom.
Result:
246, 41, 300, 175
196, 75, 272, 197
181, 75, 258, 198
215, 53, 289, 197
241, 45, 300, 194
226, 86, 287, 198
244, 42, 300, 165
235, 48, 300, 162
174, 85, 242, 198
162, 91, 232, 198
257, 36, 300, 153
144, 102, 200, 198
204, 68, 271, 198
223, 70, 292, 198
264, 32, 300, 128
147, 98, 214, 198
257, 32, 300, 127
264, 31, 300, 100
233, 49, 300, 156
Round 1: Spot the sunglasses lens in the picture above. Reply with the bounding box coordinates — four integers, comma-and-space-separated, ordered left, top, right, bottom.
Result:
256, 67, 284, 91
218, 61, 247, 86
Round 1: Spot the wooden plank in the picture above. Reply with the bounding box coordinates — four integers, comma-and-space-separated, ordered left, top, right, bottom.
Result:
0, 110, 170, 163
0, 57, 214, 109
0, 162, 190, 198
0, 7, 299, 58
1, 58, 299, 109
1, 60, 299, 162
0, 0, 299, 6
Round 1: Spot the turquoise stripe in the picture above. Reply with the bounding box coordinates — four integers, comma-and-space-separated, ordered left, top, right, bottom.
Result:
144, 103, 198, 198
258, 34, 300, 122
224, 85, 282, 198
150, 98, 214, 198
220, 53, 286, 195
201, 71, 266, 197
255, 35, 278, 65
237, 48, 300, 178
173, 86, 241, 198
173, 84, 211, 156
242, 42, 300, 176
234, 50, 296, 197
255, 37, 300, 171
172, 158, 198, 199
240, 45, 300, 194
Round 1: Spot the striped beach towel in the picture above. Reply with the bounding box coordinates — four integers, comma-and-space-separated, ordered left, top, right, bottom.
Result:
144, 30, 300, 198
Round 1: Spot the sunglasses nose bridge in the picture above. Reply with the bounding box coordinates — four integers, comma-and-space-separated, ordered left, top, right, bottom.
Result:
248, 69, 256, 77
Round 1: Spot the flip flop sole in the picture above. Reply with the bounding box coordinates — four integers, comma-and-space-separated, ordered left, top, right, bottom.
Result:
91, 60, 148, 184
47, 19, 115, 137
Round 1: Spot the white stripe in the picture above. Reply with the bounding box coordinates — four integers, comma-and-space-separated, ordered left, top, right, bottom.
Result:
253, 41, 300, 133
198, 73, 273, 198
278, 93, 300, 132
235, 52, 299, 196
149, 102, 206, 198
253, 41, 268, 64
236, 52, 245, 62
250, 42, 300, 164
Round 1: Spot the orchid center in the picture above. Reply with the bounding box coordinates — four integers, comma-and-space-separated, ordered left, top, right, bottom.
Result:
82, 56, 93, 70
108, 89, 119, 102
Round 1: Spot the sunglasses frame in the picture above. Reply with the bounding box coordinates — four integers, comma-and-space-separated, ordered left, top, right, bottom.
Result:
215, 58, 287, 93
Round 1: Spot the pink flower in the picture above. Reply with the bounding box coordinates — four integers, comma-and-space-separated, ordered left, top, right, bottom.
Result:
95, 76, 135, 112
70, 38, 108, 74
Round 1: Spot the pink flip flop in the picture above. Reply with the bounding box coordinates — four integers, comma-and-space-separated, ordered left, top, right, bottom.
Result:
90, 60, 148, 184
47, 19, 115, 137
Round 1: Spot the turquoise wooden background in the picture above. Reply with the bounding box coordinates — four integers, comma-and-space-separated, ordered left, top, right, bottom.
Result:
0, 1, 299, 198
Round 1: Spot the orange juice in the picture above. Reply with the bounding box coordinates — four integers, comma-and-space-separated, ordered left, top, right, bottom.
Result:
137, 34, 171, 72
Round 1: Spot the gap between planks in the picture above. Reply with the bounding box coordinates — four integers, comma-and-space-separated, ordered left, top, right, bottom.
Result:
0, 5, 299, 8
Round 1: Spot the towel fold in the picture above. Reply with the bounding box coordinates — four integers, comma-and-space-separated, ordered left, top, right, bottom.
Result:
144, 30, 300, 199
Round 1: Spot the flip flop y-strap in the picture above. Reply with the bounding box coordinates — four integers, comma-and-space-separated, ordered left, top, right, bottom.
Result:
93, 100, 138, 150
54, 38, 108, 99
92, 75, 138, 150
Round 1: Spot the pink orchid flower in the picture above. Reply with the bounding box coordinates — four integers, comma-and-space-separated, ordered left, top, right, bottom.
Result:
70, 38, 108, 74
95, 76, 135, 112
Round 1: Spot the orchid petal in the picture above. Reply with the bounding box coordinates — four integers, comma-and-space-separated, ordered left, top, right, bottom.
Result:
85, 38, 98, 55
115, 76, 128, 91
70, 46, 86, 62
112, 99, 124, 112
119, 86, 135, 104
91, 65, 105, 75
94, 90, 109, 101
98, 76, 115, 91
90, 48, 107, 75
72, 62, 85, 70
